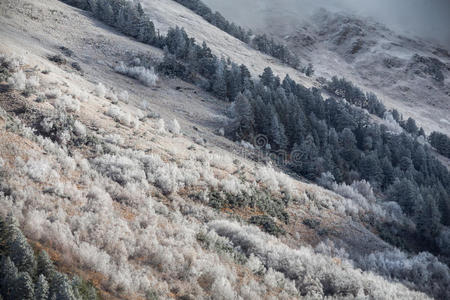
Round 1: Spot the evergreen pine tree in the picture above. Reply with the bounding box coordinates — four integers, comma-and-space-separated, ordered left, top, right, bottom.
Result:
37, 250, 56, 282
233, 93, 254, 139
49, 273, 76, 300
0, 256, 18, 299
137, 17, 155, 44
416, 190, 441, 241
212, 59, 227, 100
12, 272, 34, 300
270, 114, 288, 150
291, 135, 318, 180
35, 274, 49, 300
8, 226, 36, 274
260, 67, 274, 87
340, 128, 358, 163
405, 117, 418, 136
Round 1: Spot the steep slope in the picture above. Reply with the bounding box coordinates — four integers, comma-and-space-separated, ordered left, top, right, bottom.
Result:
0, 0, 449, 299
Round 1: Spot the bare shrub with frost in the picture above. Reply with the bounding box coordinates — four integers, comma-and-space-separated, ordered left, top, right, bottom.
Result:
94, 82, 106, 98
73, 120, 86, 137
55, 95, 80, 113
21, 158, 59, 183
383, 111, 403, 134
157, 118, 165, 133
211, 277, 235, 300
167, 119, 181, 135
255, 166, 297, 198
8, 70, 26, 90
115, 61, 158, 86
118, 90, 129, 103
45, 88, 62, 99
105, 105, 139, 128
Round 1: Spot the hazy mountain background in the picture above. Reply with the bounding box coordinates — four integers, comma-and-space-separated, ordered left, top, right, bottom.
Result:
203, 0, 450, 49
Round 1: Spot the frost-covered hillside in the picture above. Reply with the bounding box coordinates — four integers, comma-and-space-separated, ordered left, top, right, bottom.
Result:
0, 0, 450, 299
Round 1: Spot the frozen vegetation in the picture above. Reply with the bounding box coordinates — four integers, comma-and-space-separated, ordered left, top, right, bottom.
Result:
0, 0, 449, 299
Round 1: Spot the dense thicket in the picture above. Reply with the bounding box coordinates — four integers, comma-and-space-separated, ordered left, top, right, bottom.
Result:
59, 0, 450, 258
0, 216, 98, 300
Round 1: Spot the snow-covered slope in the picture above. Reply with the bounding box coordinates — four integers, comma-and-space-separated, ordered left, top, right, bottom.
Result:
0, 0, 448, 299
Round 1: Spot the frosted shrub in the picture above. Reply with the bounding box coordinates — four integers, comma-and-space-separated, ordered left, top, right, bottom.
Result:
255, 166, 296, 198
118, 90, 129, 103
157, 118, 165, 133
26, 75, 40, 89
317, 171, 335, 188
351, 180, 376, 202
94, 82, 106, 98
22, 158, 59, 183
45, 88, 62, 99
332, 182, 371, 213
206, 153, 234, 171
383, 112, 403, 134
105, 106, 139, 128
115, 62, 158, 87
167, 119, 181, 135
73, 120, 86, 137
104, 133, 124, 145
91, 154, 146, 185
211, 277, 235, 300
55, 95, 80, 113
8, 70, 26, 90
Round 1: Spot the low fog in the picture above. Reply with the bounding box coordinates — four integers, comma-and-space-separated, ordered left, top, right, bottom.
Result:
203, 0, 450, 49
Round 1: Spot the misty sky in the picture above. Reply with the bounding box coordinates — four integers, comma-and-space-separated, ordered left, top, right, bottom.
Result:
203, 0, 450, 49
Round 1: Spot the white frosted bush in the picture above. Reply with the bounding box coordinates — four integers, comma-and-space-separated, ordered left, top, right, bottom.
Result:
255, 166, 296, 198
22, 158, 59, 183
95, 82, 106, 98
91, 154, 146, 185
383, 112, 403, 134
8, 70, 26, 90
104, 133, 124, 145
115, 62, 158, 86
26, 75, 40, 89
167, 119, 181, 135
157, 118, 165, 133
211, 277, 235, 300
118, 90, 129, 103
73, 120, 86, 137
246, 253, 265, 274
351, 180, 376, 202
55, 95, 80, 113
105, 106, 139, 128
45, 88, 62, 99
